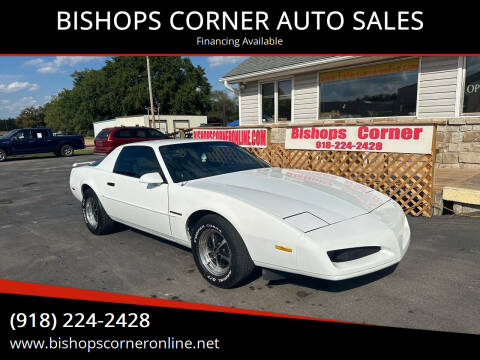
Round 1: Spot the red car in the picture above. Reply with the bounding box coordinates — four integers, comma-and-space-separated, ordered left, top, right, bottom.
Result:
94, 126, 170, 154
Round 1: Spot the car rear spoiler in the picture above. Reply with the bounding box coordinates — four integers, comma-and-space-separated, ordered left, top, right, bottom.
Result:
72, 161, 93, 168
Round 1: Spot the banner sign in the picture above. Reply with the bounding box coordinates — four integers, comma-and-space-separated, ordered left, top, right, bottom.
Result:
319, 59, 419, 82
285, 125, 434, 154
193, 128, 268, 148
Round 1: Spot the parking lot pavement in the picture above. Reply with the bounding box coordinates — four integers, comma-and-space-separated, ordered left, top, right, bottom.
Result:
0, 154, 479, 334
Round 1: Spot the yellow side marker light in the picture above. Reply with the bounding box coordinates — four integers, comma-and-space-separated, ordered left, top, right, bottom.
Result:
275, 245, 292, 253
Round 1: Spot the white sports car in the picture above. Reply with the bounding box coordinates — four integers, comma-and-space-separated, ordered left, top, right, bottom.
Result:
70, 139, 410, 288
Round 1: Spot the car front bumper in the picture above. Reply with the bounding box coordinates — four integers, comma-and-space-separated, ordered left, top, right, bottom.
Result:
295, 200, 410, 281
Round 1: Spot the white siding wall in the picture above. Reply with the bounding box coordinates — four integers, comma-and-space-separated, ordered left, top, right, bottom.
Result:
293, 72, 318, 123
238, 56, 463, 125
417, 56, 460, 118
239, 81, 259, 125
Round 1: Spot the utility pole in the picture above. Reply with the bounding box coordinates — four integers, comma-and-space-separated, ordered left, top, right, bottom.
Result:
146, 56, 155, 126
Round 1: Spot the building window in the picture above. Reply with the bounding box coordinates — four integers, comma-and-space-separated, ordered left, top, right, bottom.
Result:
463, 57, 480, 114
278, 80, 292, 122
319, 59, 418, 119
261, 82, 275, 122
261, 79, 292, 123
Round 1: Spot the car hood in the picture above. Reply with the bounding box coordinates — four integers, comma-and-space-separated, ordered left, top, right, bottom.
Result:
187, 168, 391, 224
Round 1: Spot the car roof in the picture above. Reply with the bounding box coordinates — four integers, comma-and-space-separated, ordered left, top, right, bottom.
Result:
122, 139, 222, 148
112, 126, 151, 130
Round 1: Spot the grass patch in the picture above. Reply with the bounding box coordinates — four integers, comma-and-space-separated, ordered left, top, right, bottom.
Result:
75, 148, 95, 155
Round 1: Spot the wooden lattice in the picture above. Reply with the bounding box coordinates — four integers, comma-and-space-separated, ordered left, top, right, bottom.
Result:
247, 144, 434, 217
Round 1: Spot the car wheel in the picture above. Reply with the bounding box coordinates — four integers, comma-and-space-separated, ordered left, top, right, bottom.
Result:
82, 188, 116, 235
192, 214, 255, 288
60, 144, 74, 157
0, 149, 7, 162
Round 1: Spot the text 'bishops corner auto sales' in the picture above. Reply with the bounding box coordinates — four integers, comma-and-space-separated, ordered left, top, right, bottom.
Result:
285, 125, 434, 154
193, 128, 268, 148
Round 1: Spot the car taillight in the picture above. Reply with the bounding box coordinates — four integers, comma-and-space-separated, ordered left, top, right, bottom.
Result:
81, 136, 85, 144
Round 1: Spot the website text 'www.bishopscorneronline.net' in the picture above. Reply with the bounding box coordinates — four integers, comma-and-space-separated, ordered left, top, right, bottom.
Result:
9, 336, 221, 352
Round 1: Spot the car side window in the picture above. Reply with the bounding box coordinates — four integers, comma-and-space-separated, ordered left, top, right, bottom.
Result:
135, 129, 147, 138
34, 130, 48, 139
113, 146, 165, 179
146, 129, 168, 139
114, 129, 133, 138
13, 130, 32, 140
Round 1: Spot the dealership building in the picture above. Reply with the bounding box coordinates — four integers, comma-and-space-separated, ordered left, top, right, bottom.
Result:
220, 56, 480, 170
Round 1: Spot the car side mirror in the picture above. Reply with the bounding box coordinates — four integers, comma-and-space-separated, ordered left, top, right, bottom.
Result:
139, 172, 165, 185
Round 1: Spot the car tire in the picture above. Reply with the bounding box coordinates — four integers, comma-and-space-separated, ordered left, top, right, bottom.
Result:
192, 214, 255, 288
60, 144, 74, 157
0, 149, 7, 162
82, 188, 116, 235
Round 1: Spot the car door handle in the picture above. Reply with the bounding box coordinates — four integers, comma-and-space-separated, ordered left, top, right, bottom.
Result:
107, 182, 115, 187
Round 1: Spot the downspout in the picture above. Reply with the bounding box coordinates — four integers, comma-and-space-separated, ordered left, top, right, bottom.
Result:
223, 80, 241, 126
223, 80, 239, 95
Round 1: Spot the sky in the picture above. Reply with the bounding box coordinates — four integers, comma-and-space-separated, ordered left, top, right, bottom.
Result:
0, 56, 246, 119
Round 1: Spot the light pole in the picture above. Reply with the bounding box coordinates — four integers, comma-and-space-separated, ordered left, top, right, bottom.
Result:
146, 56, 155, 126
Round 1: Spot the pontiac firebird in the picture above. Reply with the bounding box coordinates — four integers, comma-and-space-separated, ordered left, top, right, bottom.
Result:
69, 139, 410, 288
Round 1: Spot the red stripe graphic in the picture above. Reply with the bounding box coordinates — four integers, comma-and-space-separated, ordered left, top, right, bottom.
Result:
0, 279, 360, 324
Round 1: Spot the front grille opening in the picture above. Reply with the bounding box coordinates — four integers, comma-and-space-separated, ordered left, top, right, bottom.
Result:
327, 246, 381, 263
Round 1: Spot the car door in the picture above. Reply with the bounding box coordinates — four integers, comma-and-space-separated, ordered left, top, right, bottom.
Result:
102, 145, 171, 237
31, 129, 54, 152
10, 130, 37, 154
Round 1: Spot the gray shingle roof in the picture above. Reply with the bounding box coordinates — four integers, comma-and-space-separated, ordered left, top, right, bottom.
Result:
222, 56, 333, 79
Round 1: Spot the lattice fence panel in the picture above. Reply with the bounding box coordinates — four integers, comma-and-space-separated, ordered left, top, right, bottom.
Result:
248, 144, 433, 217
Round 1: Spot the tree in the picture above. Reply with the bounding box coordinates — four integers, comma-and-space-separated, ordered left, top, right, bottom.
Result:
16, 106, 45, 128
207, 90, 238, 125
43, 56, 212, 133
0, 117, 18, 131
44, 91, 71, 132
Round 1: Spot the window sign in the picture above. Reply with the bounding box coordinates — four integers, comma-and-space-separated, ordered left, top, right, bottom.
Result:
463, 56, 480, 114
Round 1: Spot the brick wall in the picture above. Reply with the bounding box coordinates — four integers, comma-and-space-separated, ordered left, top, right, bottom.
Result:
435, 118, 480, 169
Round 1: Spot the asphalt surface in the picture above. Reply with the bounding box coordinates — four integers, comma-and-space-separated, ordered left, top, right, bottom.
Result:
0, 154, 479, 334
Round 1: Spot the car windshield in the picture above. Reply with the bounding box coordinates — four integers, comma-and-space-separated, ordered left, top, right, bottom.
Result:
1, 130, 17, 139
159, 141, 270, 183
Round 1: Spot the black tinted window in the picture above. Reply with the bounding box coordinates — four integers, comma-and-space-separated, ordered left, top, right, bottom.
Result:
113, 146, 163, 179
114, 129, 134, 138
96, 129, 111, 139
147, 129, 168, 138
134, 128, 168, 139
32, 129, 48, 139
